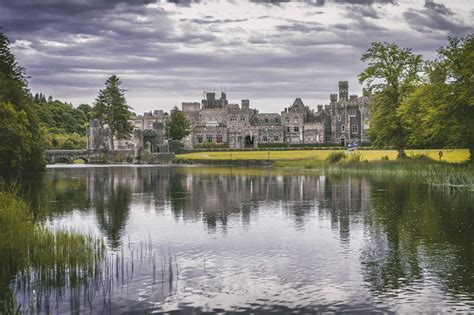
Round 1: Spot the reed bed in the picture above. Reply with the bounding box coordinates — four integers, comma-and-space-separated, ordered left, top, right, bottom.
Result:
0, 189, 179, 313
274, 152, 474, 191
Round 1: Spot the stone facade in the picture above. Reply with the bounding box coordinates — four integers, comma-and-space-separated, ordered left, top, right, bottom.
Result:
87, 81, 371, 152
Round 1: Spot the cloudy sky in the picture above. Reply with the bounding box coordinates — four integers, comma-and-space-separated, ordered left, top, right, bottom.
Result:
1, 0, 473, 113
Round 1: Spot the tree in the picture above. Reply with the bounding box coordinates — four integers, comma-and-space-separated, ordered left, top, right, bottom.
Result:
165, 106, 191, 141
0, 31, 44, 175
435, 36, 474, 162
398, 35, 474, 162
91, 75, 133, 150
359, 42, 424, 159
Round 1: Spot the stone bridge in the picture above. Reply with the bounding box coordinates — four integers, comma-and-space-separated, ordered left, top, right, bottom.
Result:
45, 150, 134, 164
45, 149, 175, 164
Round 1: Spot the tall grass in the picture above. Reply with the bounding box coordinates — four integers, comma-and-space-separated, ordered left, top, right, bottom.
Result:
274, 153, 474, 190
0, 189, 105, 313
1, 188, 180, 313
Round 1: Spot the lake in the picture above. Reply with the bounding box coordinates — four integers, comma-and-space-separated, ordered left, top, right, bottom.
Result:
8, 165, 474, 313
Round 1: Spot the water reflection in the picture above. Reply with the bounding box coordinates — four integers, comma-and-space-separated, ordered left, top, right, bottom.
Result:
13, 165, 474, 312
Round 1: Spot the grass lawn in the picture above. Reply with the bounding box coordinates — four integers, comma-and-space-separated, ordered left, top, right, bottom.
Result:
177, 149, 469, 163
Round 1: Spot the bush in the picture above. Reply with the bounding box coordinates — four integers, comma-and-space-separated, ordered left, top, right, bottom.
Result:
346, 152, 362, 163
325, 151, 347, 164
408, 153, 435, 162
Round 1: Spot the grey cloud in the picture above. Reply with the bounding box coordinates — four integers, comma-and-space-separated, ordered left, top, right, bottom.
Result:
403, 9, 472, 34
276, 21, 326, 33
424, 0, 452, 16
334, 0, 396, 5
182, 18, 248, 24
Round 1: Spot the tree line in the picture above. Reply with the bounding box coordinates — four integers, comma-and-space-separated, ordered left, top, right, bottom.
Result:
359, 35, 473, 161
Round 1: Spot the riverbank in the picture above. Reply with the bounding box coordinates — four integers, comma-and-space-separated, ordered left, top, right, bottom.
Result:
176, 149, 473, 190
176, 149, 469, 163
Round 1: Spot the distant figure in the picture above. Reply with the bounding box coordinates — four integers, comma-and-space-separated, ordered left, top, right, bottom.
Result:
439, 151, 443, 161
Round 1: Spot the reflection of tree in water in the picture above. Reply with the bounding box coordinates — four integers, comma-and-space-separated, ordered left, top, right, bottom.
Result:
168, 175, 187, 217
360, 179, 474, 297
92, 170, 132, 249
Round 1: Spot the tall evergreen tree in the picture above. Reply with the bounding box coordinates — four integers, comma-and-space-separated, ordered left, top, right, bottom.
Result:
0, 31, 44, 175
359, 42, 424, 159
92, 75, 133, 150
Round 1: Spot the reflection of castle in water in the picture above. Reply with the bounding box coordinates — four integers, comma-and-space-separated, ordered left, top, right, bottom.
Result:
49, 167, 370, 245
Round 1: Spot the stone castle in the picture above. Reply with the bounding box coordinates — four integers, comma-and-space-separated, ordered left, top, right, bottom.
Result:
87, 81, 370, 153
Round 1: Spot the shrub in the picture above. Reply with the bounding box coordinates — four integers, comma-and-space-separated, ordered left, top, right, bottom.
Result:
346, 152, 362, 163
325, 151, 346, 164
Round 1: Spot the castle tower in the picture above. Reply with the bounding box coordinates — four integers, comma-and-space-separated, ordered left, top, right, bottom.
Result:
338, 81, 349, 101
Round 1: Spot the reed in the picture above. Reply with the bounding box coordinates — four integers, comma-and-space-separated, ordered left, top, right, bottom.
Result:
274, 155, 474, 190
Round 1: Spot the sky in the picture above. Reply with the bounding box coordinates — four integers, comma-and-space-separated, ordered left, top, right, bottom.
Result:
1, 0, 473, 114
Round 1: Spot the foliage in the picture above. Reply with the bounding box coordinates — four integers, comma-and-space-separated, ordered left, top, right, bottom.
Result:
32, 97, 89, 135
92, 75, 133, 150
45, 132, 86, 150
166, 106, 191, 141
325, 151, 347, 164
399, 35, 474, 162
0, 31, 44, 175
359, 42, 425, 159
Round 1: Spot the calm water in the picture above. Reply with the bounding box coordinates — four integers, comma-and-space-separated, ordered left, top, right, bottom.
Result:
11, 165, 474, 313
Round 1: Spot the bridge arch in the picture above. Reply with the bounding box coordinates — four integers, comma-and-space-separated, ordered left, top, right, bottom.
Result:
72, 156, 89, 164
54, 157, 72, 164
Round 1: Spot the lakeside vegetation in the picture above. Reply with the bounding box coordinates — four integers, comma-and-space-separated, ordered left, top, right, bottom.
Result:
0, 187, 105, 313
177, 149, 469, 163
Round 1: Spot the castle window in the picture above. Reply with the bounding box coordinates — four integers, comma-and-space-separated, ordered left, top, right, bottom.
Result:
294, 118, 299, 123
206, 135, 213, 143
341, 125, 345, 132
294, 126, 299, 132
337, 115, 341, 121
286, 127, 291, 132
240, 116, 245, 121
352, 125, 358, 133
275, 118, 279, 124
264, 118, 268, 124
274, 136, 279, 141
230, 116, 237, 122
216, 134, 223, 143
197, 135, 203, 143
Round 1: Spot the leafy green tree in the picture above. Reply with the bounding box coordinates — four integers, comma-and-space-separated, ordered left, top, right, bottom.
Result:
0, 102, 33, 173
91, 75, 133, 150
77, 103, 92, 120
399, 35, 474, 162
0, 31, 44, 175
165, 106, 191, 141
359, 42, 424, 159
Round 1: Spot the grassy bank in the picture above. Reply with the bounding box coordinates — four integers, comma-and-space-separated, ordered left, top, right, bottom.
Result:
0, 188, 105, 313
177, 149, 469, 163
274, 152, 474, 190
